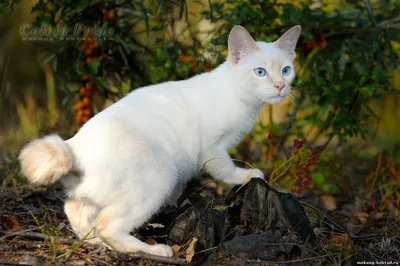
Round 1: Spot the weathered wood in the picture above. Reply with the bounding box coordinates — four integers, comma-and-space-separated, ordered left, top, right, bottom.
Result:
226, 178, 316, 243
167, 178, 316, 262
168, 206, 227, 252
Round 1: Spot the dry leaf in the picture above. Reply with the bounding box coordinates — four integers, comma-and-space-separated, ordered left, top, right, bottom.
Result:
7, 215, 22, 231
172, 244, 186, 258
353, 211, 369, 224
185, 237, 198, 263
320, 195, 337, 211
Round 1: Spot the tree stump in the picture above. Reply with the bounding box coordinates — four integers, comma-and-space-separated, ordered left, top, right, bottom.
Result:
167, 178, 316, 262
225, 178, 316, 243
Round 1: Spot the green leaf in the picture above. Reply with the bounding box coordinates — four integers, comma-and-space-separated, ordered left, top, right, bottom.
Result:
93, 76, 107, 89
75, 60, 86, 76
76, 0, 89, 12
89, 58, 100, 75
35, 15, 51, 25
358, 75, 369, 86
311, 172, 325, 186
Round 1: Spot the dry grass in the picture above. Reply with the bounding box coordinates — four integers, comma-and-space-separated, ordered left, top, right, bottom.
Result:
0, 157, 399, 265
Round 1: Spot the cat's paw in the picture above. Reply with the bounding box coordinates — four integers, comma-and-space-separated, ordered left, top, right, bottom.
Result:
246, 168, 264, 182
148, 244, 174, 257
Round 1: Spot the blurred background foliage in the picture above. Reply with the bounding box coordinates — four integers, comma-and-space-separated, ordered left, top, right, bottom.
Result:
0, 0, 399, 216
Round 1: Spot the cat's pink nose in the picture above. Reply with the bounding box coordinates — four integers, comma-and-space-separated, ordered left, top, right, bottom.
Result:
274, 82, 285, 92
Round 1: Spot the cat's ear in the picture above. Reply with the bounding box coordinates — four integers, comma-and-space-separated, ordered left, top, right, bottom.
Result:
274, 25, 302, 59
227, 25, 260, 64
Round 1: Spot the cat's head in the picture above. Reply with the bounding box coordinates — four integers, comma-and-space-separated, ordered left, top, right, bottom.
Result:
226, 25, 301, 105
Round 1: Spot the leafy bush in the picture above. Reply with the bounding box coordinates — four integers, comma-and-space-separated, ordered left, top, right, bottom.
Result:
2, 0, 400, 199
203, 0, 400, 143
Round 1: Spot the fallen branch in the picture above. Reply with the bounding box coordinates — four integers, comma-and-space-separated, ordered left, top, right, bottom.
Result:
0, 230, 76, 244
0, 231, 187, 265
0, 259, 31, 265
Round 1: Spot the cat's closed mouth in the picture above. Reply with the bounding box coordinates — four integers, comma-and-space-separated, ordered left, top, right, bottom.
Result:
268, 95, 285, 103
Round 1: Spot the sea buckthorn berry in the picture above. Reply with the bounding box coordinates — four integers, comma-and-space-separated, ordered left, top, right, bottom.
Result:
107, 11, 115, 20
83, 109, 92, 117
82, 97, 91, 106
74, 101, 83, 110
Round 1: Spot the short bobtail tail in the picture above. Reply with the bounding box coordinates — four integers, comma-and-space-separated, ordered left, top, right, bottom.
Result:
19, 134, 73, 185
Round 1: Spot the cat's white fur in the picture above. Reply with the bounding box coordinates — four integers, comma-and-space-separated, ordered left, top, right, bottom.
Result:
19, 25, 301, 257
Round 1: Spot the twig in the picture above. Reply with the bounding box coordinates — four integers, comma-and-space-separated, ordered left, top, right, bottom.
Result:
299, 201, 346, 233
1, 231, 186, 264
0, 259, 31, 265
126, 253, 186, 265
351, 233, 387, 241
0, 230, 76, 244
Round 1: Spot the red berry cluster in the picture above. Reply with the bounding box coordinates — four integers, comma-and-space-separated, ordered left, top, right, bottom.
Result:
74, 75, 96, 129
101, 8, 115, 21
180, 52, 213, 76
300, 32, 327, 53
81, 33, 99, 65
289, 138, 320, 194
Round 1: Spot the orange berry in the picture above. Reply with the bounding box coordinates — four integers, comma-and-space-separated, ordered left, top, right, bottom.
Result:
82, 75, 89, 81
82, 96, 91, 106
74, 101, 83, 110
85, 82, 92, 90
81, 115, 90, 123
79, 87, 86, 95
86, 58, 92, 64
107, 11, 115, 20
83, 109, 92, 117
101, 8, 107, 14
180, 54, 190, 62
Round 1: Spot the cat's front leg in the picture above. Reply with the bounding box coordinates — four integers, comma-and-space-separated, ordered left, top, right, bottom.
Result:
201, 148, 264, 185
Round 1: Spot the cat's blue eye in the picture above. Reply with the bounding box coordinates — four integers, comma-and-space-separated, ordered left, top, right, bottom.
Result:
282, 66, 291, 76
254, 68, 267, 77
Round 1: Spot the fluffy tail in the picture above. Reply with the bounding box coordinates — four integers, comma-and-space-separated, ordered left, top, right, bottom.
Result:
19, 134, 73, 185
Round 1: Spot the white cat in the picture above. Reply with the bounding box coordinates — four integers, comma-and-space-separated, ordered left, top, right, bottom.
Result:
19, 25, 301, 257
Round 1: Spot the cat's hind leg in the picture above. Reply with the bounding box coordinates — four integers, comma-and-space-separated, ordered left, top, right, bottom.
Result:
94, 200, 174, 257
64, 199, 101, 244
